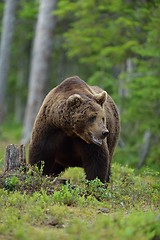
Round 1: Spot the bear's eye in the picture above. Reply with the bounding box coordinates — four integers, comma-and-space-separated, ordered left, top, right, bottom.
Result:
89, 116, 96, 123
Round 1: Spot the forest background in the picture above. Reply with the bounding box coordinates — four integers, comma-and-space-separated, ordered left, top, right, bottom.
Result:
0, 0, 160, 171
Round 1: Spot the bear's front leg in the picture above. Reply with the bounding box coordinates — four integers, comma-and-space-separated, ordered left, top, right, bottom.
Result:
81, 143, 110, 183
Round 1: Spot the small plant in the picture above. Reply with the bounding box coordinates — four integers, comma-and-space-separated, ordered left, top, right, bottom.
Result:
4, 176, 20, 191
84, 178, 108, 201
53, 182, 81, 206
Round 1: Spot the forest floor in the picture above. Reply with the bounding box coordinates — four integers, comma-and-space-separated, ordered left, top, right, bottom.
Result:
0, 162, 160, 240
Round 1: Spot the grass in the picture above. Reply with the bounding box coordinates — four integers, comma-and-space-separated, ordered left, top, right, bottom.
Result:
0, 164, 159, 240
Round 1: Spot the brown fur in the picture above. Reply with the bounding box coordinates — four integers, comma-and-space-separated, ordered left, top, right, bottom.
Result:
28, 76, 120, 182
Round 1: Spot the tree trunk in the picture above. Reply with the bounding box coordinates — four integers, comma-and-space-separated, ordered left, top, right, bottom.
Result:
137, 130, 152, 169
14, 66, 28, 124
21, 0, 57, 144
4, 144, 26, 172
0, 0, 19, 125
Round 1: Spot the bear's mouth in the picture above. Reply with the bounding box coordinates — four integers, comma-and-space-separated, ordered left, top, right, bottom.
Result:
90, 133, 103, 146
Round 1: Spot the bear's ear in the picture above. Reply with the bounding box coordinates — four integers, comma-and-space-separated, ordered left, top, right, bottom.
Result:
94, 91, 107, 106
67, 94, 83, 108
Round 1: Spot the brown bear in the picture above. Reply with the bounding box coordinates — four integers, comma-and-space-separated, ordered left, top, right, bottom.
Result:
28, 76, 120, 182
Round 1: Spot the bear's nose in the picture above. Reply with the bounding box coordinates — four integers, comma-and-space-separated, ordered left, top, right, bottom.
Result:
102, 130, 109, 139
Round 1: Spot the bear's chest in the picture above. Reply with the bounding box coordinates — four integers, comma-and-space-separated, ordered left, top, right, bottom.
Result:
54, 133, 83, 167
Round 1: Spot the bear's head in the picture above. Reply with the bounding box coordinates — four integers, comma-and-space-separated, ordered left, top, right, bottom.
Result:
66, 91, 109, 146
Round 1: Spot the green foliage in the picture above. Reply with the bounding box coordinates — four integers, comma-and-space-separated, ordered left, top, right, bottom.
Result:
18, 0, 38, 19
56, 0, 141, 65
84, 178, 108, 201
4, 176, 20, 191
121, 5, 160, 166
53, 183, 81, 206
1, 164, 160, 208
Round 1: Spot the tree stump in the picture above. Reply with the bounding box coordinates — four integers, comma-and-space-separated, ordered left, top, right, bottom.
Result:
4, 144, 26, 172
